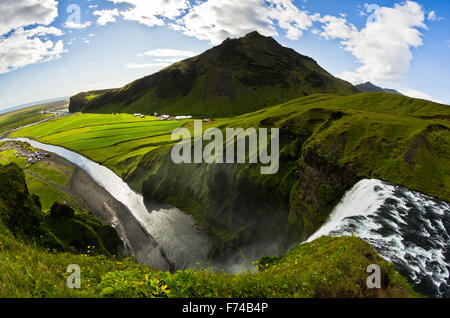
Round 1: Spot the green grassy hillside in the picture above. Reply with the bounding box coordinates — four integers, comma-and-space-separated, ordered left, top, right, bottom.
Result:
9, 113, 186, 178
0, 224, 418, 298
13, 92, 449, 265
69, 32, 358, 117
0, 140, 80, 211
0, 163, 418, 298
131, 92, 450, 260
0, 103, 58, 136
0, 164, 122, 257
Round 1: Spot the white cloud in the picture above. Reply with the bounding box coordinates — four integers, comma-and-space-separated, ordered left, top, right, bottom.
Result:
93, 8, 120, 26
64, 21, 92, 29
108, 0, 190, 27
131, 48, 197, 70
427, 11, 443, 21
401, 88, 444, 104
319, 15, 356, 40
177, 0, 276, 44
0, 26, 65, 74
102, 0, 317, 44
0, 0, 58, 36
319, 1, 427, 84
176, 0, 318, 44
266, 0, 320, 40
137, 48, 198, 58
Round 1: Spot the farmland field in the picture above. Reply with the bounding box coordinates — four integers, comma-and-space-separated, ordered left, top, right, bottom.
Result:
10, 113, 190, 177
0, 100, 68, 135
0, 142, 75, 211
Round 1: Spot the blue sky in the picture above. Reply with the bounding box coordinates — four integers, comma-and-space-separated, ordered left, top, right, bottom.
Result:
0, 0, 449, 111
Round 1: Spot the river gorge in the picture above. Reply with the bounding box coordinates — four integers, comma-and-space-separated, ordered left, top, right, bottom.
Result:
1, 136, 449, 298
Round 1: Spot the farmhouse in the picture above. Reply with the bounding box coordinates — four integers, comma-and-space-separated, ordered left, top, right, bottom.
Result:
158, 114, 171, 121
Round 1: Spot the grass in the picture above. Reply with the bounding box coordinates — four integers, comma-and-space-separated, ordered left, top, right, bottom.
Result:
128, 92, 450, 260
7, 92, 450, 269
24, 175, 71, 211
0, 101, 66, 136
10, 113, 187, 177
27, 161, 72, 188
0, 142, 76, 212
0, 163, 124, 279
0, 162, 418, 298
0, 227, 419, 298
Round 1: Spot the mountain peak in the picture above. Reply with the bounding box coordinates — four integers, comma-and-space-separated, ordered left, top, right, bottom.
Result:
218, 30, 279, 48
356, 82, 403, 95
70, 32, 358, 116
244, 30, 263, 37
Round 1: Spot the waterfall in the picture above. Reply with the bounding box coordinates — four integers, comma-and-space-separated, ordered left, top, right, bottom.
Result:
1, 137, 211, 270
308, 179, 450, 298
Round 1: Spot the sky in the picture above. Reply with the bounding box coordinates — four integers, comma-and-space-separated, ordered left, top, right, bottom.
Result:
0, 0, 449, 111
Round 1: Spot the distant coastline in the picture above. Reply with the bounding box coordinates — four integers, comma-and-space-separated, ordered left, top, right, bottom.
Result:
0, 96, 70, 115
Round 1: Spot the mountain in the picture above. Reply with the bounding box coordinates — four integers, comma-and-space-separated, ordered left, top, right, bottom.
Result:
356, 82, 403, 95
69, 31, 359, 116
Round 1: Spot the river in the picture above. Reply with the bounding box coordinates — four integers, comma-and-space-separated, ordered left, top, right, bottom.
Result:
2, 132, 449, 297
1, 137, 211, 271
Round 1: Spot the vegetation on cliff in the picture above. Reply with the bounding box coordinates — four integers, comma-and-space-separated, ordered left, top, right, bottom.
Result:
10, 92, 450, 264
0, 163, 419, 298
0, 221, 418, 298
0, 163, 122, 256
132, 92, 450, 261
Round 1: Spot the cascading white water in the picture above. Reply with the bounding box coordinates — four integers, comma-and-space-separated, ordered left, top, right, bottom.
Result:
308, 179, 450, 298
1, 137, 211, 270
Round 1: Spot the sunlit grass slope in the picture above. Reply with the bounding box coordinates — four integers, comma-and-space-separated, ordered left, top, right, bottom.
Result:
0, 142, 76, 211
131, 92, 449, 260
11, 113, 188, 178
0, 224, 418, 298
0, 105, 55, 135
1, 163, 418, 298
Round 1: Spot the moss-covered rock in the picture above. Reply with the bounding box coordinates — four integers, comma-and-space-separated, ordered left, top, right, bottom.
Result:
49, 202, 75, 218
0, 163, 123, 257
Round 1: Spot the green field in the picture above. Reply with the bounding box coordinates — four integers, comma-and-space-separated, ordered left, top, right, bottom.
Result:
0, 142, 76, 211
2, 92, 446, 299
9, 93, 450, 203
11, 113, 188, 177
24, 175, 70, 211
0, 100, 68, 136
